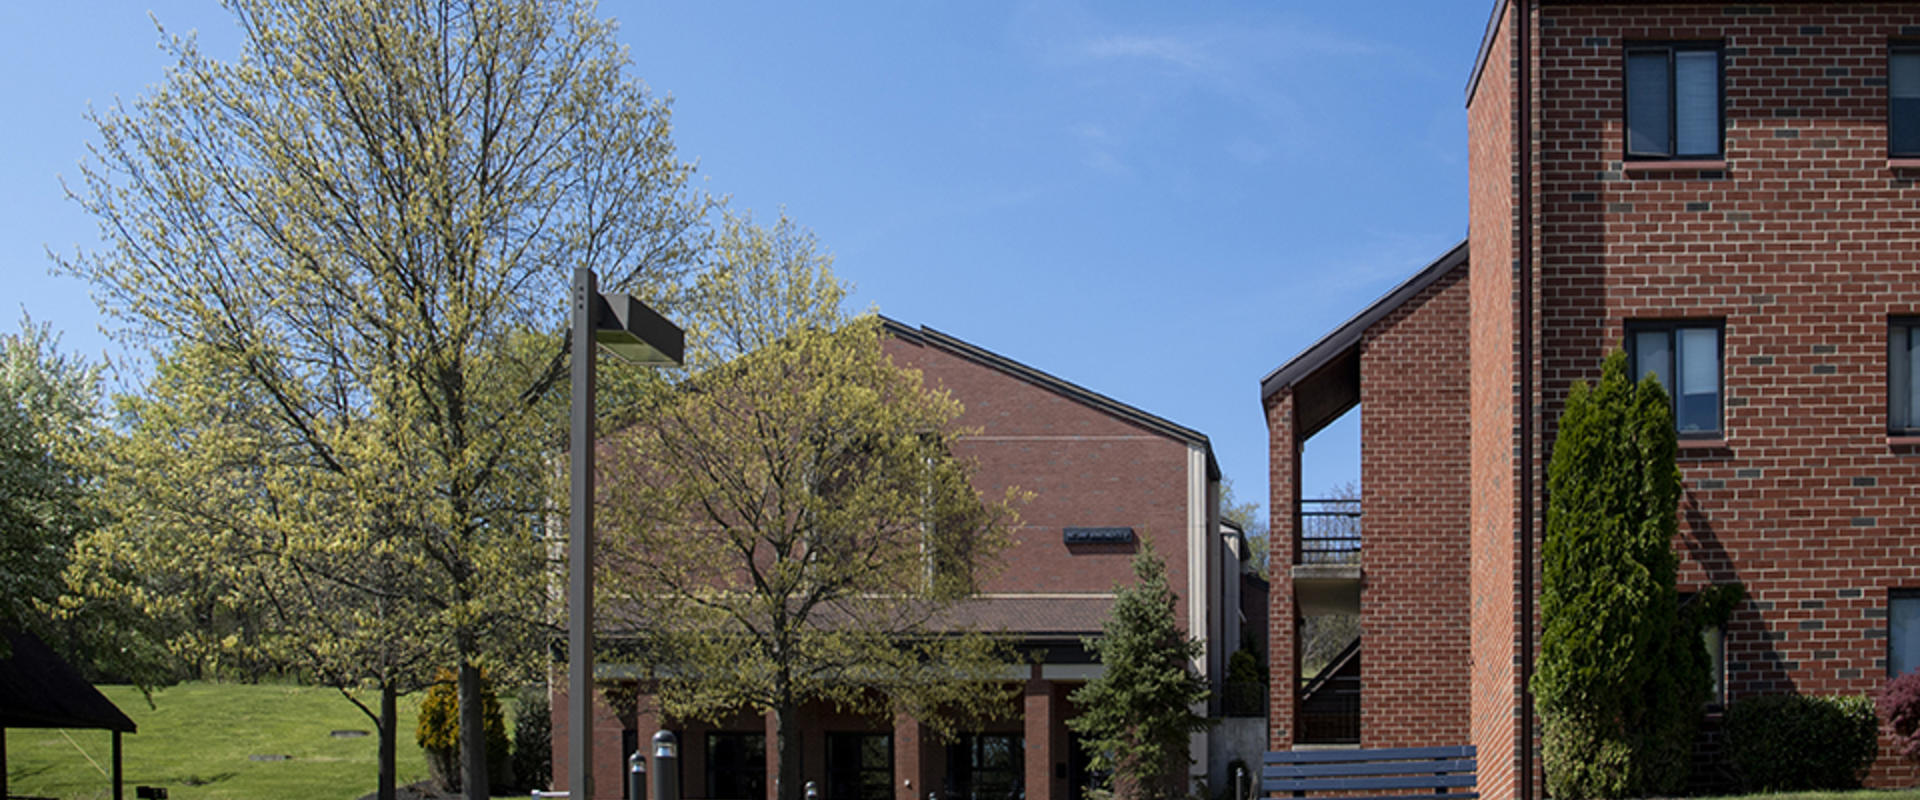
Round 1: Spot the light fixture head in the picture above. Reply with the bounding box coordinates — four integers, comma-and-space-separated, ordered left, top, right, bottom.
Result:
593, 292, 684, 366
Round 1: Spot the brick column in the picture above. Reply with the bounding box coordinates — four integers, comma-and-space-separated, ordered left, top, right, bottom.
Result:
1265, 392, 1300, 750
1024, 671, 1056, 800
894, 714, 929, 800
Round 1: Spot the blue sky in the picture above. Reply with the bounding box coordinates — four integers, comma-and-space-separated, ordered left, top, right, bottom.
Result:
2, 1, 1492, 526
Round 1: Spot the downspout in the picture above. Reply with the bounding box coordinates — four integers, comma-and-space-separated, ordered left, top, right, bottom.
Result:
1516, 1, 1536, 798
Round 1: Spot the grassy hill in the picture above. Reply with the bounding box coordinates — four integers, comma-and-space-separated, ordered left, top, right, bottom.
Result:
4, 681, 524, 800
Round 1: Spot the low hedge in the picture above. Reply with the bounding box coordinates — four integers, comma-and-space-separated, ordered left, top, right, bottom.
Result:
1725, 693, 1878, 792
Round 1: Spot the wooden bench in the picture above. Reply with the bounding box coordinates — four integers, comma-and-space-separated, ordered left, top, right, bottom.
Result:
1262, 745, 1478, 800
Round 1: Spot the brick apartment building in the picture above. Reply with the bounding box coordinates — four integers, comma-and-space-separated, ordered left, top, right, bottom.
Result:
555, 319, 1258, 800
1266, 2, 1920, 797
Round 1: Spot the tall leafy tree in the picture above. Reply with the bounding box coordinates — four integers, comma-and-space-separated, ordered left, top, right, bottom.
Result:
1068, 544, 1211, 800
1533, 350, 1700, 798
74, 343, 449, 800
57, 1, 711, 797
598, 214, 1023, 800
0, 315, 103, 650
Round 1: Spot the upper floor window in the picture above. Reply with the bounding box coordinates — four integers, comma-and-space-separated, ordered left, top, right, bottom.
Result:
1894, 45, 1920, 157
1626, 43, 1723, 160
1628, 321, 1723, 437
1892, 318, 1920, 434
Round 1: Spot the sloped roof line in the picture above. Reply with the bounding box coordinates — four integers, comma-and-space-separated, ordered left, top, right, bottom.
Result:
880, 317, 1221, 480
0, 631, 137, 732
1259, 239, 1469, 402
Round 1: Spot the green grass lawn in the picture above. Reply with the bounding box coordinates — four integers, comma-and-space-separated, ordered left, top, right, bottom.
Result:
3, 681, 518, 800
1701, 792, 1920, 800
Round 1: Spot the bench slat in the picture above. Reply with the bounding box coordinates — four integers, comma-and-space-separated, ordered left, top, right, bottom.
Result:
1265, 746, 1474, 764
1263, 774, 1478, 793
1265, 759, 1476, 779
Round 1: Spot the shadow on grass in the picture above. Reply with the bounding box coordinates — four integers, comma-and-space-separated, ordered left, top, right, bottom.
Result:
179, 771, 238, 786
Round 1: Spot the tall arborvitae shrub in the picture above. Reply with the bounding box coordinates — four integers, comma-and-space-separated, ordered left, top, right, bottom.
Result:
1534, 350, 1702, 799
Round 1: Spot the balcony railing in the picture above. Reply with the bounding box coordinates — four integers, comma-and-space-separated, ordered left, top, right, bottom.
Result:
1298, 498, 1360, 565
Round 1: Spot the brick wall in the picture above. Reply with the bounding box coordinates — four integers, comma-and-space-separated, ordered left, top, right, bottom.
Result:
1468, 2, 1524, 798
883, 336, 1201, 624
1264, 393, 1300, 750
1530, 1, 1920, 788
1358, 264, 1474, 748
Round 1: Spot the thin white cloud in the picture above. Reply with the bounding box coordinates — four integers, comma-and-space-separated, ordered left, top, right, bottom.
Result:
1080, 34, 1213, 71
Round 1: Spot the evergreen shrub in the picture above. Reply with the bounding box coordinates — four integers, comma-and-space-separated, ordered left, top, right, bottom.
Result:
511, 684, 553, 791
1726, 693, 1878, 791
1534, 350, 1709, 799
416, 668, 511, 791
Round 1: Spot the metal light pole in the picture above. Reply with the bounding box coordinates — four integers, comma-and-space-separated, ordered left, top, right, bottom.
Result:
571, 267, 683, 799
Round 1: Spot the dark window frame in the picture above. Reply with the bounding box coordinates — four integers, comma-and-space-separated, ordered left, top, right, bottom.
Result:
705, 731, 769, 800
1894, 588, 1920, 678
826, 732, 894, 800
1891, 316, 1920, 434
946, 733, 1024, 800
1625, 319, 1726, 439
1624, 41, 1727, 160
1892, 42, 1920, 158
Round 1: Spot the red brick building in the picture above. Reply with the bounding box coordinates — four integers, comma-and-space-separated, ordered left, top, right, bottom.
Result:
1269, 2, 1920, 797
555, 319, 1251, 800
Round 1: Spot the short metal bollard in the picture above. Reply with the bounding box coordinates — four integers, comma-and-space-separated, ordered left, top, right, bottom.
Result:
806, 781, 819, 800
630, 749, 648, 800
652, 730, 680, 800
1234, 765, 1247, 800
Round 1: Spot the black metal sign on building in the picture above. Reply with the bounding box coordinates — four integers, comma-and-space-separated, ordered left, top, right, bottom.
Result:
1063, 526, 1135, 544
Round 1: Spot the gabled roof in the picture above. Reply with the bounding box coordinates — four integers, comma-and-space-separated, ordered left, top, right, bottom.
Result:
1259, 239, 1469, 408
1464, 0, 1510, 107
0, 631, 137, 732
881, 317, 1221, 481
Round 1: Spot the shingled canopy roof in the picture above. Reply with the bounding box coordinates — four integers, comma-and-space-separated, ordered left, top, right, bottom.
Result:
0, 630, 136, 732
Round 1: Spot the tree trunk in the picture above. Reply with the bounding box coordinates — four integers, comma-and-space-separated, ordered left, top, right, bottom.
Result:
379, 681, 398, 800
460, 660, 491, 800
775, 702, 803, 800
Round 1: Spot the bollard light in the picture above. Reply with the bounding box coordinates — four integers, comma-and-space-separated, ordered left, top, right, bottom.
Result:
629, 750, 647, 800
651, 731, 680, 800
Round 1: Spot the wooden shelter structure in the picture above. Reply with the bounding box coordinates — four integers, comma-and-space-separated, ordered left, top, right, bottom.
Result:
0, 630, 138, 800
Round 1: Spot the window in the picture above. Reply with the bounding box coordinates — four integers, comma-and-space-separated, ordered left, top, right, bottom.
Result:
1894, 590, 1920, 678
1892, 318, 1920, 434
827, 733, 893, 800
1626, 43, 1723, 159
1703, 621, 1727, 707
706, 732, 768, 800
1893, 45, 1920, 157
1628, 321, 1723, 436
945, 733, 1022, 800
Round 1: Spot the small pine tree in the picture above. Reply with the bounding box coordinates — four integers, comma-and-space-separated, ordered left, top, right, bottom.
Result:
1068, 542, 1211, 800
1533, 350, 1697, 799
